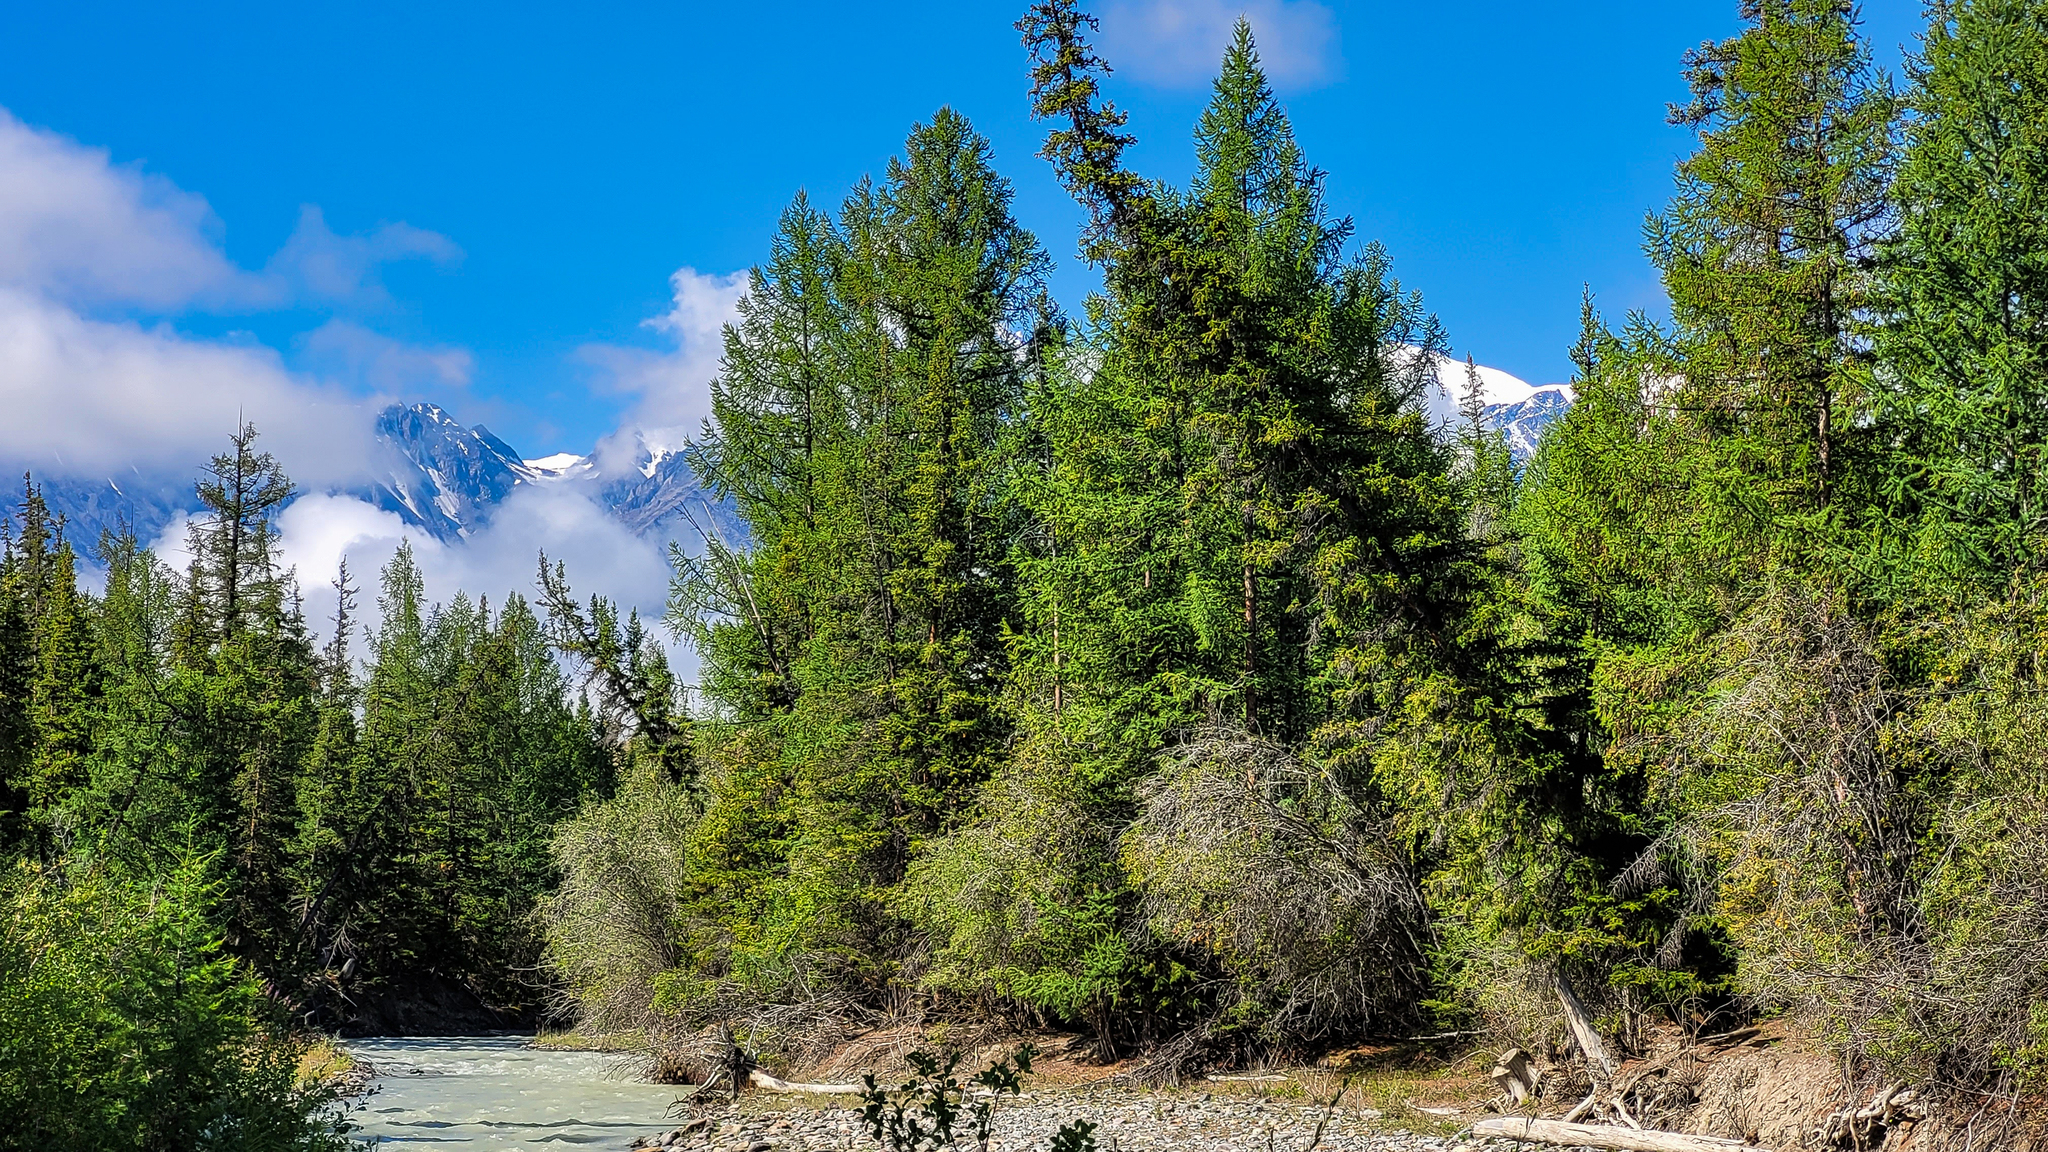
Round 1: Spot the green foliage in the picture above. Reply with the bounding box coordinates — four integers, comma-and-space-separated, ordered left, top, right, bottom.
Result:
857, 1046, 1037, 1152
656, 105, 1053, 1034
0, 426, 618, 1131
1868, 0, 2048, 599
0, 853, 358, 1152
19, 0, 2048, 1115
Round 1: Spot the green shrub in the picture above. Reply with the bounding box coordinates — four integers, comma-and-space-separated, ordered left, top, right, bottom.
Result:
0, 854, 358, 1152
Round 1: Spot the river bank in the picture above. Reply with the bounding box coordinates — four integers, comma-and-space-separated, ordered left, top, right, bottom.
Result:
627, 1087, 1474, 1152
337, 1035, 1493, 1150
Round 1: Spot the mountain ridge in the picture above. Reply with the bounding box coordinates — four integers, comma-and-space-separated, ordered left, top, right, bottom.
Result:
11, 383, 1569, 553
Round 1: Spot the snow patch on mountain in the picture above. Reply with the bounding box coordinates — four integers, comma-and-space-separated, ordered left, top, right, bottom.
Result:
523, 452, 592, 479
1417, 353, 1574, 464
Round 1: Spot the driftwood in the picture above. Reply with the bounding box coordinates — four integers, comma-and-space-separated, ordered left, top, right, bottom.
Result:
1814, 1082, 1924, 1148
1471, 1117, 1748, 1151
747, 1069, 862, 1094
1555, 971, 1617, 1082
1490, 1048, 1537, 1104
1562, 1090, 1599, 1124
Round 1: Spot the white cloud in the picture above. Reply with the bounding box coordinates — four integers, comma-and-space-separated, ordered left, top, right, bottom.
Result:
1098, 0, 1341, 90
2, 103, 677, 670
0, 104, 474, 488
298, 318, 474, 394
0, 107, 247, 309
258, 487, 677, 666
264, 205, 462, 310
582, 266, 747, 461
0, 288, 376, 485
0, 108, 459, 315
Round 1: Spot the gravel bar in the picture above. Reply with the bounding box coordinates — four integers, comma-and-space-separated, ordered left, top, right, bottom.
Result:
629, 1087, 1499, 1152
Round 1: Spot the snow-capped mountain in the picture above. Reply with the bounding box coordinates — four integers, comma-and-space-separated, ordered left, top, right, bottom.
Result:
1486, 389, 1573, 463
365, 403, 534, 539
13, 367, 1572, 555
24, 471, 196, 555
12, 402, 737, 551
364, 405, 738, 545
1418, 353, 1573, 465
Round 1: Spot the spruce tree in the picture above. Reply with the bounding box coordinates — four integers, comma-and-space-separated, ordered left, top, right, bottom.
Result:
1646, 0, 1893, 561
1872, 0, 2048, 593
674, 107, 1053, 1008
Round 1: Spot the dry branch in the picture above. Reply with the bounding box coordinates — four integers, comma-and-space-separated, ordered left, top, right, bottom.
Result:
1555, 971, 1616, 1082
747, 1069, 862, 1095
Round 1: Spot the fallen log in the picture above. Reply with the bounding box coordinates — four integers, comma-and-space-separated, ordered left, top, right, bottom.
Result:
748, 1069, 863, 1095
1471, 1117, 1748, 1152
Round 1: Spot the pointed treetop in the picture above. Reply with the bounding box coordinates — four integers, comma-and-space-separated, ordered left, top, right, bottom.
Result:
1018, 0, 1142, 246
1194, 19, 1305, 216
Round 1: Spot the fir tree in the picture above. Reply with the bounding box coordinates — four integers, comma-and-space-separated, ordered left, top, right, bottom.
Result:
1647, 0, 1893, 550
1871, 0, 2048, 594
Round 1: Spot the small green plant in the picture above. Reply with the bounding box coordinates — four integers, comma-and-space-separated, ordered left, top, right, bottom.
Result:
1048, 1120, 1098, 1152
858, 1045, 1043, 1152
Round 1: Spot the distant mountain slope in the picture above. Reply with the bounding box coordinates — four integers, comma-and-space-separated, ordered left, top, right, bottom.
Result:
1486, 388, 1573, 463
22, 472, 194, 554
7, 401, 743, 554
11, 377, 1568, 553
1414, 352, 1574, 465
364, 403, 534, 539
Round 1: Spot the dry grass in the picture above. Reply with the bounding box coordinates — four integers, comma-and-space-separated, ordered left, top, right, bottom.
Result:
292, 1037, 357, 1090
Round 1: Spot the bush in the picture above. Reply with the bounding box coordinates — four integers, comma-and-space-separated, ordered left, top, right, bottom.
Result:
541, 769, 697, 1034
0, 854, 358, 1152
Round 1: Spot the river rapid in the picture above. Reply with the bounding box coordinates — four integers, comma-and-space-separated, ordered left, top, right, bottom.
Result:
342, 1036, 685, 1149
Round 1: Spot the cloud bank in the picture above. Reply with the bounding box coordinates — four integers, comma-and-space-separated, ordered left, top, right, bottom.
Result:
152, 485, 676, 657
0, 105, 465, 486
0, 288, 376, 485
1098, 0, 1342, 91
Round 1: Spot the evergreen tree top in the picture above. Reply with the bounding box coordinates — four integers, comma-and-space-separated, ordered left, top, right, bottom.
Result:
1194, 21, 1303, 217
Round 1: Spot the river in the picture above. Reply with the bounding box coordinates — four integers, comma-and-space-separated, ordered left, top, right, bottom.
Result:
342, 1036, 688, 1148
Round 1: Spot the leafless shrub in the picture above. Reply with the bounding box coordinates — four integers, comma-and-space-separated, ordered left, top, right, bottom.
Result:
542, 773, 697, 1036
1638, 591, 1934, 1045
1124, 726, 1427, 1043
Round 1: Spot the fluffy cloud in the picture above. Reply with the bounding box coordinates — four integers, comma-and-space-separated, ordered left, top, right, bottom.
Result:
262, 487, 677, 661
1098, 0, 1342, 90
0, 108, 458, 315
0, 288, 375, 485
297, 318, 474, 395
582, 266, 747, 462
264, 206, 462, 310
0, 104, 469, 486
0, 107, 248, 309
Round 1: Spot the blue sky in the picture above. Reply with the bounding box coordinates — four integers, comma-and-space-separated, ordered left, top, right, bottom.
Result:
2, 0, 1922, 459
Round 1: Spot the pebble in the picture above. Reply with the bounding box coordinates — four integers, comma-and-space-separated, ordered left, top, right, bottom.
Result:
625, 1087, 1509, 1152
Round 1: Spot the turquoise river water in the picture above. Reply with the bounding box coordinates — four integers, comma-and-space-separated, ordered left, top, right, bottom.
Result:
342, 1036, 686, 1149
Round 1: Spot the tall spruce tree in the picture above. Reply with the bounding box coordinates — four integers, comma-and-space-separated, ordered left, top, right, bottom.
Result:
1646, 0, 1893, 575
1871, 0, 2048, 595
675, 107, 1051, 1007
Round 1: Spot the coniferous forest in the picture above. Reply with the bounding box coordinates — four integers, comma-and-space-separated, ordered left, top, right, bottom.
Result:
9, 0, 2048, 1145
